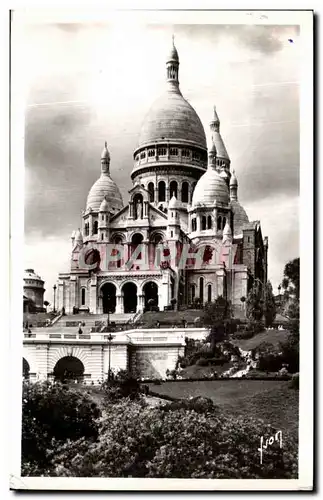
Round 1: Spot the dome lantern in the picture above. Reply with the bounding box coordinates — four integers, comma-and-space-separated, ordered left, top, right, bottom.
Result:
101, 141, 110, 174
230, 170, 238, 201
166, 35, 180, 90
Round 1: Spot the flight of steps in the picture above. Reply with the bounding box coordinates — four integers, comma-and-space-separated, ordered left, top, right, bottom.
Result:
55, 313, 135, 328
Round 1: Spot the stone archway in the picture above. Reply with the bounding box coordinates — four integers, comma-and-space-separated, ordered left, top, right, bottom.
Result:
143, 281, 159, 311
122, 282, 137, 313
53, 356, 85, 382
23, 358, 30, 380
101, 282, 117, 313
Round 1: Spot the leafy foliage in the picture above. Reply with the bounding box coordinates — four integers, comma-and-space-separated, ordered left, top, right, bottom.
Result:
21, 381, 101, 476
263, 281, 276, 327
281, 257, 300, 301
101, 369, 142, 403
203, 297, 233, 350
246, 282, 263, 321
50, 399, 297, 479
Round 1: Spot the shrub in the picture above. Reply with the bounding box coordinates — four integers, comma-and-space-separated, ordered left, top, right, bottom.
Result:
196, 357, 209, 366
254, 342, 283, 372
21, 381, 101, 476
161, 397, 216, 414
101, 370, 142, 402
51, 400, 298, 479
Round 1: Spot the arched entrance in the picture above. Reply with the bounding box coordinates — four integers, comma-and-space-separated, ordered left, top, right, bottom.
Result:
122, 282, 137, 313
23, 358, 30, 380
53, 356, 85, 382
143, 281, 159, 310
101, 282, 116, 313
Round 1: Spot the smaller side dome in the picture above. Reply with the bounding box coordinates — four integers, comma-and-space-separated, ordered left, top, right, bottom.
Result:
230, 170, 238, 187
75, 229, 83, 243
169, 194, 180, 209
99, 196, 109, 212
222, 220, 232, 242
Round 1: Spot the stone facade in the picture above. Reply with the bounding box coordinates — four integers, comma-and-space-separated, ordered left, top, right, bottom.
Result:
56, 39, 268, 317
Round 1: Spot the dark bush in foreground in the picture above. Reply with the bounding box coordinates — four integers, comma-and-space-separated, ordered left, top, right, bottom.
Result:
51, 399, 297, 479
101, 369, 142, 402
21, 381, 101, 476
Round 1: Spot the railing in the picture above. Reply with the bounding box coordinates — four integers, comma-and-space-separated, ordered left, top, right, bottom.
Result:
23, 327, 197, 345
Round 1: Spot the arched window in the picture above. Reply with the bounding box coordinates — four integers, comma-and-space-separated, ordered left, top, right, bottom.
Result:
140, 151, 146, 160
169, 181, 178, 199
181, 149, 190, 158
192, 218, 197, 232
148, 149, 155, 157
207, 284, 212, 302
191, 182, 197, 201
222, 217, 226, 230
158, 181, 166, 202
93, 220, 98, 234
112, 236, 123, 268
84, 223, 89, 236
81, 288, 86, 306
207, 215, 212, 229
101, 233, 104, 241
217, 216, 222, 231
170, 147, 178, 156
201, 216, 207, 230
148, 182, 155, 202
191, 284, 195, 303
157, 147, 167, 156
181, 182, 189, 203
199, 277, 204, 303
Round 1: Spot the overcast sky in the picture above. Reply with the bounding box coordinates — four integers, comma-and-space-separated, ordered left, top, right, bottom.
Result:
22, 21, 300, 303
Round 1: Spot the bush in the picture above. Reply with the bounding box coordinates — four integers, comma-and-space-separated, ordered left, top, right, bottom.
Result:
51, 399, 298, 478
254, 342, 283, 372
196, 357, 210, 366
161, 397, 216, 414
101, 370, 142, 402
21, 381, 101, 476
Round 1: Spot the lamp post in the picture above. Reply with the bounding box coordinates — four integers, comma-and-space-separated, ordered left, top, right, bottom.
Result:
53, 284, 57, 313
107, 332, 114, 381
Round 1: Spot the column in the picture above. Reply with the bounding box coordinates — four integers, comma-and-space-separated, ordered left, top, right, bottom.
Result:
116, 294, 122, 314
129, 202, 134, 219
144, 201, 149, 218
89, 276, 97, 313
166, 185, 170, 203
196, 214, 201, 232
138, 294, 144, 311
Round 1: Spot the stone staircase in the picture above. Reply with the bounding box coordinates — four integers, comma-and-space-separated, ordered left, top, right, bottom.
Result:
55, 313, 135, 328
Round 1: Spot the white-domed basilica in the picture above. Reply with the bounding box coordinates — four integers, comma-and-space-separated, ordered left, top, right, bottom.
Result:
57, 39, 268, 317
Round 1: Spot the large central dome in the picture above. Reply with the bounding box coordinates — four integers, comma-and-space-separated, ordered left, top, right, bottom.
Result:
138, 90, 207, 149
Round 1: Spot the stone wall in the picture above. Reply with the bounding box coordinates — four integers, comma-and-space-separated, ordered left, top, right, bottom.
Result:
130, 345, 185, 379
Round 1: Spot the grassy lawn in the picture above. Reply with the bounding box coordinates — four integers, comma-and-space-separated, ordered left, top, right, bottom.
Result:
148, 380, 299, 442
232, 328, 289, 351
139, 310, 202, 327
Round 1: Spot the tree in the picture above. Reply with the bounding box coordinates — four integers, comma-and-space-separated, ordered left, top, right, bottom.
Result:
203, 297, 232, 350
281, 257, 300, 302
21, 381, 101, 476
43, 300, 50, 313
246, 282, 263, 321
263, 281, 276, 327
